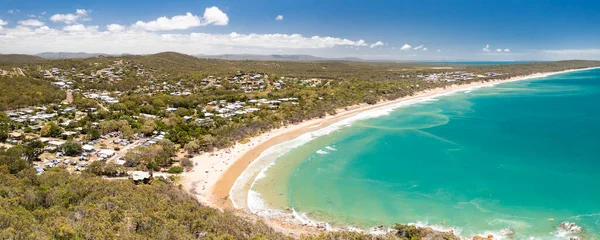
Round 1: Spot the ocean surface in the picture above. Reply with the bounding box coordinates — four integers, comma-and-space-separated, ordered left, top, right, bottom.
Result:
247, 68, 600, 239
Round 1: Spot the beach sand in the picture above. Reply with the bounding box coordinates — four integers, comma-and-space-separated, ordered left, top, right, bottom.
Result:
181, 67, 599, 235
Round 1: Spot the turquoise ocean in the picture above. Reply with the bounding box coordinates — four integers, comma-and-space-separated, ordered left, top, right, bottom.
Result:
244, 68, 600, 239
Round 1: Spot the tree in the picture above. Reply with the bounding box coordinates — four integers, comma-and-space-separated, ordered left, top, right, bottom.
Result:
87, 128, 101, 141
140, 119, 156, 136
61, 140, 82, 156
180, 157, 194, 171
26, 140, 45, 160
184, 140, 200, 155
0, 146, 31, 174
0, 126, 7, 142
40, 122, 62, 138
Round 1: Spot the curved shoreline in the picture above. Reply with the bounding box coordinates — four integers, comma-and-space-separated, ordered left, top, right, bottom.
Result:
182, 66, 600, 236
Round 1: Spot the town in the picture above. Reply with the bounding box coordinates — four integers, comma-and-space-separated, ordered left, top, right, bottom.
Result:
0, 53, 574, 183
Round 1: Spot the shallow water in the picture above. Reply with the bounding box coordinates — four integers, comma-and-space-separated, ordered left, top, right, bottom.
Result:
250, 69, 600, 239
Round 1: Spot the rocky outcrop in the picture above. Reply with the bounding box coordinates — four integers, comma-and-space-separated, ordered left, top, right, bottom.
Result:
473, 234, 494, 240
392, 224, 460, 240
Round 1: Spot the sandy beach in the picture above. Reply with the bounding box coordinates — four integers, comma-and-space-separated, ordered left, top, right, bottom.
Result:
181, 66, 600, 235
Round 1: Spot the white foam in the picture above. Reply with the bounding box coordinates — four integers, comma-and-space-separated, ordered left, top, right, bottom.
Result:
316, 149, 329, 155
325, 146, 337, 151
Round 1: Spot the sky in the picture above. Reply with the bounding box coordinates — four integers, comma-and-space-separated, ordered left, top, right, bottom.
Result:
0, 0, 599, 61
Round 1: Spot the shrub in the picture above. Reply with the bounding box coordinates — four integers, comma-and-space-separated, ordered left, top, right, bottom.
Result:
167, 166, 183, 174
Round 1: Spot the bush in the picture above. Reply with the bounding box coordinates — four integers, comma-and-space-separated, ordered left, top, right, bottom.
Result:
167, 165, 184, 174
180, 157, 194, 172
61, 140, 82, 156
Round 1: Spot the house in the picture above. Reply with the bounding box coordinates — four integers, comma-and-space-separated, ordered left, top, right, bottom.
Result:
98, 149, 116, 157
48, 140, 65, 147
131, 171, 153, 184
82, 144, 95, 152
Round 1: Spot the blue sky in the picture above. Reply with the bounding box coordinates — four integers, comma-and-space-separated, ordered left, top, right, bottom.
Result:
1, 0, 599, 60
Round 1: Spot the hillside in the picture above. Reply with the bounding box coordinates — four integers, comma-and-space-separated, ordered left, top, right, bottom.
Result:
0, 54, 45, 65
197, 54, 363, 62
35, 52, 114, 59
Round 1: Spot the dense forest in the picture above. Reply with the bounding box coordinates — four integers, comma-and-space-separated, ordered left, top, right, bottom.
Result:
0, 76, 66, 111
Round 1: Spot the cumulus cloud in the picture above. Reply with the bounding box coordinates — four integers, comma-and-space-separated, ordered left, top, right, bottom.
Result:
0, 25, 376, 54
413, 45, 424, 50
437, 49, 441, 52
400, 44, 412, 50
422, 47, 428, 51
106, 24, 126, 32
504, 48, 510, 52
202, 6, 228, 26
0, 19, 8, 26
8, 10, 20, 14
50, 9, 90, 24
133, 13, 201, 31
133, 7, 228, 31
370, 41, 384, 48
275, 15, 283, 21
63, 24, 98, 33
496, 48, 503, 52
483, 44, 490, 52
19, 19, 45, 27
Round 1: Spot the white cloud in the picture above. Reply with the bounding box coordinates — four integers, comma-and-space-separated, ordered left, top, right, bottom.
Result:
106, 24, 126, 32
8, 10, 20, 14
41, 11, 47, 15
0, 26, 375, 54
504, 48, 510, 52
437, 49, 441, 52
400, 44, 412, 50
28, 14, 36, 18
414, 45, 424, 50
134, 13, 201, 31
201, 6, 228, 26
0, 19, 7, 26
496, 48, 503, 52
133, 7, 228, 31
50, 9, 90, 24
76, 9, 89, 16
422, 47, 428, 51
483, 44, 490, 52
63, 24, 98, 33
369, 41, 384, 48
19, 19, 45, 27
275, 15, 283, 21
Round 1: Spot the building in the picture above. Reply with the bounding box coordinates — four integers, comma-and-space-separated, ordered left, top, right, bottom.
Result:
131, 171, 153, 184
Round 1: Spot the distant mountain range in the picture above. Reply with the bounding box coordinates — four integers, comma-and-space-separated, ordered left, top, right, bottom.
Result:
32, 52, 366, 62
195, 54, 364, 62
35, 52, 122, 59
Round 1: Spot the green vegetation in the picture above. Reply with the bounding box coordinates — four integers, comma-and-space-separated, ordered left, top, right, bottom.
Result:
0, 167, 289, 239
61, 140, 82, 156
167, 165, 184, 174
0, 76, 66, 111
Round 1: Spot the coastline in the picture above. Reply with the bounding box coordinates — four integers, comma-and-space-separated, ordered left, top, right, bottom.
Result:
182, 66, 600, 236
